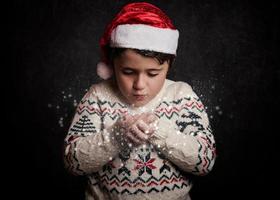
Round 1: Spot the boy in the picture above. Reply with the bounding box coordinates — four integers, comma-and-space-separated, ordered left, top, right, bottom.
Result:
64, 2, 216, 200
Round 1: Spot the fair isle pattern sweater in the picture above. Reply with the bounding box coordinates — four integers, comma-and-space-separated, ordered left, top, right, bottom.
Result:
64, 79, 216, 200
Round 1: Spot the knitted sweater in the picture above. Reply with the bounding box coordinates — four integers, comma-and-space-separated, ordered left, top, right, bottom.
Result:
64, 79, 216, 200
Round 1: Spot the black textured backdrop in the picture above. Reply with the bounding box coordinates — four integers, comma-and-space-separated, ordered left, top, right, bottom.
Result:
12, 0, 279, 199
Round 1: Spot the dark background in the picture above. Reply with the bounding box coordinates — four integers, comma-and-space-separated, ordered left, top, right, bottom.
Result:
12, 0, 279, 199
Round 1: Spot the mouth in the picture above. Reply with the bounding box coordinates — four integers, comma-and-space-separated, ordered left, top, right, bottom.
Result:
133, 94, 147, 101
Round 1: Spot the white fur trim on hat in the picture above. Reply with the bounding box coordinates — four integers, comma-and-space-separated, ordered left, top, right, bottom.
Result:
110, 24, 179, 55
96, 62, 113, 80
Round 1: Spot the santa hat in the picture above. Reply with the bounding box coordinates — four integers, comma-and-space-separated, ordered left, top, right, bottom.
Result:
97, 2, 179, 79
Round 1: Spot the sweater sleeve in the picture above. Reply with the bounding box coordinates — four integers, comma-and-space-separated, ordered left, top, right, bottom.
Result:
63, 86, 123, 175
150, 83, 216, 176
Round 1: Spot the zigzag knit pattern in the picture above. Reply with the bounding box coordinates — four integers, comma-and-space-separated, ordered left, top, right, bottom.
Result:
96, 145, 191, 194
154, 96, 215, 175
64, 80, 216, 199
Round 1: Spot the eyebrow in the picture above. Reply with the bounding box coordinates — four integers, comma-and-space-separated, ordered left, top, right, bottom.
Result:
121, 66, 163, 71
147, 68, 162, 71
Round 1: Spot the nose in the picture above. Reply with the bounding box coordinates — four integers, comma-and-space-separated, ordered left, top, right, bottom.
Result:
133, 74, 145, 90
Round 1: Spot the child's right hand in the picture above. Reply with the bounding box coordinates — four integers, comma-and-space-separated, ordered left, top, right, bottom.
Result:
117, 113, 158, 146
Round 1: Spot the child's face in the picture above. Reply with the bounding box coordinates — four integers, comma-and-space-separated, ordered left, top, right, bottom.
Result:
114, 49, 169, 107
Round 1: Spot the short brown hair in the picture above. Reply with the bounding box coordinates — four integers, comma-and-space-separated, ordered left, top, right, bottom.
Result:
108, 48, 175, 67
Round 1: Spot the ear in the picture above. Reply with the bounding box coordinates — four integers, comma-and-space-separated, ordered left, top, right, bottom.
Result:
96, 62, 113, 80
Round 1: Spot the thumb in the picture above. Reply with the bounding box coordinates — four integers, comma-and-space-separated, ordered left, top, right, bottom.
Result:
144, 113, 158, 124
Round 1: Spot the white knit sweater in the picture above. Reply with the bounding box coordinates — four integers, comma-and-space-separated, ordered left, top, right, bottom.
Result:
64, 79, 216, 200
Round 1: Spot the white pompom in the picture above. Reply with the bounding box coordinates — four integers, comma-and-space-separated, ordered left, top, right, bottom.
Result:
96, 62, 113, 80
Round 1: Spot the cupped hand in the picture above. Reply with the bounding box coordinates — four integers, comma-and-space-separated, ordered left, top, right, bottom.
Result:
117, 113, 158, 146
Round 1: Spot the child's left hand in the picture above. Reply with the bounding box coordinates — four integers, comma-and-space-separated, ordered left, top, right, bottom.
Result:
119, 113, 158, 146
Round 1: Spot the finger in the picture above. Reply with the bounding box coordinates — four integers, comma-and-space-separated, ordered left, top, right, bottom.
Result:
126, 131, 143, 145
121, 115, 137, 127
136, 120, 151, 135
130, 124, 149, 141
147, 113, 158, 123
147, 124, 157, 135
140, 113, 158, 124
150, 120, 159, 129
132, 114, 143, 122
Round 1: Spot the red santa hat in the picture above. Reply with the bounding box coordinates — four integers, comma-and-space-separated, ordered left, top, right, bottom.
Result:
97, 2, 179, 79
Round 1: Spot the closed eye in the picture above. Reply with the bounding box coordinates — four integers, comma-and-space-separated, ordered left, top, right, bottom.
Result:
147, 72, 159, 77
147, 69, 161, 77
122, 69, 134, 75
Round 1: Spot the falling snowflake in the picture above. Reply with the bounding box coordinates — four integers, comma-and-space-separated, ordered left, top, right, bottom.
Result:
47, 87, 88, 129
